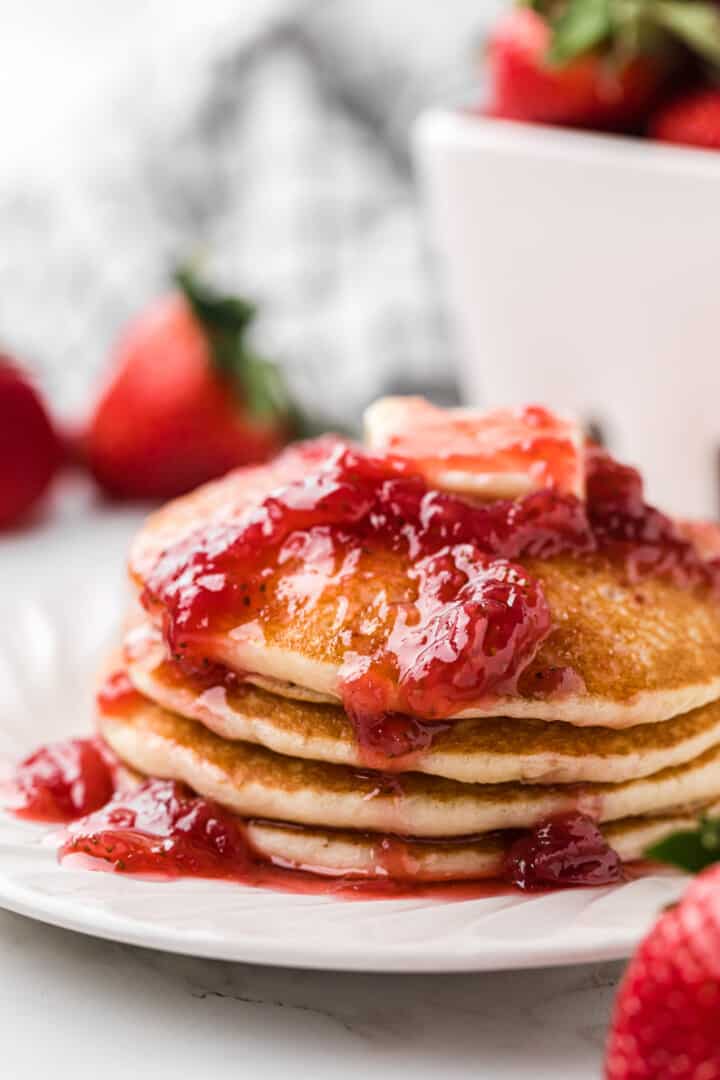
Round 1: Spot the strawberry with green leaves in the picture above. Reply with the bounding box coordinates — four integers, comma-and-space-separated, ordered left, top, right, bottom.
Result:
85, 270, 299, 501
605, 817, 720, 1078
486, 0, 720, 131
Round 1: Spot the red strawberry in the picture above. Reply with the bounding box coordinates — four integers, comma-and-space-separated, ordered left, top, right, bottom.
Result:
486, 8, 662, 130
649, 88, 720, 149
605, 864, 720, 1079
0, 358, 62, 528
84, 270, 298, 500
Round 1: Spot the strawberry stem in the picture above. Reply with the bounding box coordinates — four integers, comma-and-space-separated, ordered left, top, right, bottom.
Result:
534, 0, 720, 70
174, 265, 301, 433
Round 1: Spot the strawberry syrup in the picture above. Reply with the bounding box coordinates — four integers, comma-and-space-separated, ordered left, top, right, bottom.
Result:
2, 739, 626, 897
2, 442, 695, 897
58, 780, 623, 898
140, 439, 720, 756
4, 737, 118, 822
504, 812, 623, 890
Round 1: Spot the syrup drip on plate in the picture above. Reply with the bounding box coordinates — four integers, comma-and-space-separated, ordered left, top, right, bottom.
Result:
2, 438, 697, 896
4, 737, 120, 823
3, 738, 627, 898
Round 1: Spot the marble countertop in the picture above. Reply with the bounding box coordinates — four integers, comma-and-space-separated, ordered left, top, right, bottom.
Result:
0, 906, 619, 1078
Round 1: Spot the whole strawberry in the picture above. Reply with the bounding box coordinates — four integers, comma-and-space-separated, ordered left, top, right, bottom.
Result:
85, 269, 298, 500
485, 0, 720, 133
650, 88, 720, 149
0, 358, 62, 528
486, 8, 662, 130
605, 864, 720, 1079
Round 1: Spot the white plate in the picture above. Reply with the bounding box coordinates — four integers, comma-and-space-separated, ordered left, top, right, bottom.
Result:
0, 483, 687, 972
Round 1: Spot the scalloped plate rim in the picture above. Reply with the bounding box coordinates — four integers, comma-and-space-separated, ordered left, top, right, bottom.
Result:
0, 872, 646, 972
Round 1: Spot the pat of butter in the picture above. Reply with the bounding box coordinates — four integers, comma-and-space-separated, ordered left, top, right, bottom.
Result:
364, 396, 585, 500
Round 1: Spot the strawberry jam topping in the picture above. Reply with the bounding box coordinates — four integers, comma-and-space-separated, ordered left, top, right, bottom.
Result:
504, 812, 624, 890
140, 439, 720, 743
3, 743, 627, 896
585, 447, 720, 588
350, 712, 451, 761
5, 737, 118, 822
61, 779, 253, 877
57, 778, 624, 895
150, 650, 444, 764
141, 440, 566, 724
57, 776, 498, 898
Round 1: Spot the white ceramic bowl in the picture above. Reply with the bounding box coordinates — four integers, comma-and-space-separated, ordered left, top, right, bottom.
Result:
413, 107, 720, 517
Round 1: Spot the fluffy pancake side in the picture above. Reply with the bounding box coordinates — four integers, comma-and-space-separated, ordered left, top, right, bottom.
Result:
246, 807, 720, 882
99, 688, 720, 838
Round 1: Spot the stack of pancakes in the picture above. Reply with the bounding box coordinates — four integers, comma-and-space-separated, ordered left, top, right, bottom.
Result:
99, 454, 720, 883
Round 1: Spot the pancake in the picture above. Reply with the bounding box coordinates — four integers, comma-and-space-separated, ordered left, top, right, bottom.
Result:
129, 457, 720, 728
99, 688, 720, 838
246, 807, 719, 882
127, 629, 720, 785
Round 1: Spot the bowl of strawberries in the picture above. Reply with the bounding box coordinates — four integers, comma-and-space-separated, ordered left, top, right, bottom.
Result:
414, 0, 720, 517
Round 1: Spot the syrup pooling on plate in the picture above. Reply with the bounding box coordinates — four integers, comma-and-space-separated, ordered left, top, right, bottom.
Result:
141, 438, 720, 740
4, 675, 139, 823
58, 775, 621, 896
61, 779, 254, 877
59, 775, 498, 898
2, 686, 626, 894
5, 737, 118, 822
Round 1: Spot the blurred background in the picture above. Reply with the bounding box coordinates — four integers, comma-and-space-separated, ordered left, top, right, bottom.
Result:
0, 0, 504, 429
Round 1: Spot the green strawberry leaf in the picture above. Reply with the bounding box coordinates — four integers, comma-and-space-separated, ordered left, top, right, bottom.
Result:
241, 350, 297, 424
174, 266, 256, 341
646, 816, 720, 873
547, 0, 613, 63
534, 0, 720, 70
175, 265, 302, 435
653, 0, 720, 65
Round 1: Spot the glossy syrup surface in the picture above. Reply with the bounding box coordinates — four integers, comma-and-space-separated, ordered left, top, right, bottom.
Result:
141, 439, 720, 745
57, 778, 623, 896
504, 812, 624, 890
59, 790, 510, 900
3, 741, 629, 895
5, 737, 118, 822
61, 779, 253, 877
